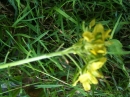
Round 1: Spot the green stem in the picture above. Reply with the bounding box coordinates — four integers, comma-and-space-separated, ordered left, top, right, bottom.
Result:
0, 47, 74, 69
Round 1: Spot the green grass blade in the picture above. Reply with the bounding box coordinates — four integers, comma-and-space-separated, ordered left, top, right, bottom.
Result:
54, 7, 78, 25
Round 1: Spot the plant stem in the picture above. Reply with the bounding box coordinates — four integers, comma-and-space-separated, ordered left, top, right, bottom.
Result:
0, 47, 74, 69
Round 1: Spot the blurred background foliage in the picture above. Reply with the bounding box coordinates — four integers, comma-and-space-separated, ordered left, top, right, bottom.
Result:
0, 0, 130, 96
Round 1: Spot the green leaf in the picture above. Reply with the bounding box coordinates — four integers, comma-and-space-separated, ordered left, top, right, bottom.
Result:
107, 39, 130, 55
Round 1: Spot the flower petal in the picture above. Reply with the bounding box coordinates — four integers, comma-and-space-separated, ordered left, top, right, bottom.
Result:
86, 71, 98, 84
78, 73, 89, 83
90, 46, 106, 55
88, 57, 107, 70
90, 70, 104, 78
93, 23, 104, 36
102, 29, 111, 40
89, 19, 95, 29
82, 82, 91, 91
82, 31, 94, 42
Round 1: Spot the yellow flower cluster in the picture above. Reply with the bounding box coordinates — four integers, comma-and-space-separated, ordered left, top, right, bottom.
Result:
73, 19, 111, 91
73, 57, 106, 91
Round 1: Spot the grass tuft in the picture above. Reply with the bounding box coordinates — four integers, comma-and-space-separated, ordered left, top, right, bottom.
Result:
0, 0, 130, 96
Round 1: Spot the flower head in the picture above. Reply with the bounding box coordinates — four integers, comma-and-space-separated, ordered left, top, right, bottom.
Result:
73, 19, 111, 91
82, 19, 111, 43
73, 71, 98, 91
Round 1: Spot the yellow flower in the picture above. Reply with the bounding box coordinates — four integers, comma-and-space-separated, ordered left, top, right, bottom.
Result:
93, 39, 104, 44
82, 31, 94, 42
89, 70, 103, 78
93, 23, 104, 37
90, 46, 106, 55
73, 19, 110, 91
89, 19, 96, 29
87, 57, 107, 70
92, 23, 111, 41
82, 20, 111, 43
73, 56, 106, 91
82, 81, 91, 91
85, 71, 98, 84
102, 29, 111, 40
73, 71, 98, 91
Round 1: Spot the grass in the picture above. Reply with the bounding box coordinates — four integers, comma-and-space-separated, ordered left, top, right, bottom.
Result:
0, 0, 130, 97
